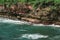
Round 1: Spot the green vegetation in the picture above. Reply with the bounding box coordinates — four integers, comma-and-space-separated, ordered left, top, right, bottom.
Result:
0, 0, 60, 24
0, 0, 60, 8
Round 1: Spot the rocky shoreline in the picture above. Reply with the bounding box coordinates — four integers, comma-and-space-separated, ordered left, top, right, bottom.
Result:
0, 14, 60, 25
0, 2, 60, 25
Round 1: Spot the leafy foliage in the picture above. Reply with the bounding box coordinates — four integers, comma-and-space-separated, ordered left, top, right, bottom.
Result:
0, 0, 60, 8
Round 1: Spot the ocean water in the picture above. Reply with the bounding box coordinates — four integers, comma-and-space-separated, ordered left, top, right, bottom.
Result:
0, 18, 60, 40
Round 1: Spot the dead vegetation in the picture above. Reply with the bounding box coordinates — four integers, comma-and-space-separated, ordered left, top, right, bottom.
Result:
0, 1, 60, 24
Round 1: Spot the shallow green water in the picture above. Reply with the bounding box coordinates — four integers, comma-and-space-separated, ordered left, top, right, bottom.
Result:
0, 20, 60, 40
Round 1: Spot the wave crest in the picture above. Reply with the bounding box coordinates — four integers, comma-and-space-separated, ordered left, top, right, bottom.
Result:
14, 34, 48, 40
0, 17, 60, 27
0, 18, 31, 24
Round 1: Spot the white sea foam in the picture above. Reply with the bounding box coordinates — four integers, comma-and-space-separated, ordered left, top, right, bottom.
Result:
33, 24, 60, 27
0, 17, 60, 27
0, 18, 31, 24
18, 34, 48, 39
14, 34, 48, 40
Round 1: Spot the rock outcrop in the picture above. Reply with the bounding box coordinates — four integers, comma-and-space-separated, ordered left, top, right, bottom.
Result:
0, 2, 60, 25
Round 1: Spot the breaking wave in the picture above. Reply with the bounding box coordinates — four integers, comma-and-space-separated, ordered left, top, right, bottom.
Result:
0, 17, 60, 27
0, 17, 31, 25
33, 24, 60, 27
14, 34, 48, 40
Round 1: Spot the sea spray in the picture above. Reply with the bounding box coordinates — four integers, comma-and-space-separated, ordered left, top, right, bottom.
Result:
14, 34, 48, 40
0, 17, 60, 27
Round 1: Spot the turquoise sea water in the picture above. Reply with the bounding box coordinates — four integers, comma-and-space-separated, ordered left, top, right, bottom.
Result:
0, 18, 60, 40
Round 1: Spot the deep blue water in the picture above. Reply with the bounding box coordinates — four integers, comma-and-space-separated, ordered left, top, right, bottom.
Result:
0, 18, 60, 40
